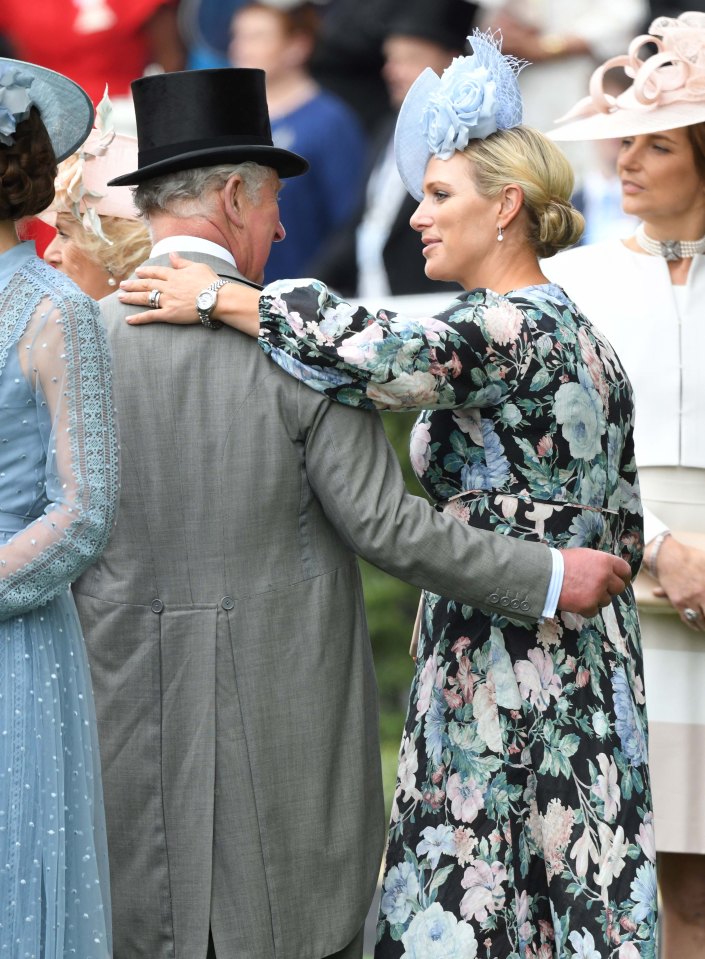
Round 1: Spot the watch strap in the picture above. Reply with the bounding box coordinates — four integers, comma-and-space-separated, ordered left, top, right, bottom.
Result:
197, 278, 232, 330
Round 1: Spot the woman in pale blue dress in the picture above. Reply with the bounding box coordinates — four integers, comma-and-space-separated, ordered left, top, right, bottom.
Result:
0, 60, 119, 956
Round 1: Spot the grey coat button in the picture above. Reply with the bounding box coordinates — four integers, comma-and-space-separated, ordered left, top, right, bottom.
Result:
151, 599, 164, 614
221, 596, 235, 610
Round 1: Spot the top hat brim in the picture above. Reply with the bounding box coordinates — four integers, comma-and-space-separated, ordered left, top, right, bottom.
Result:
108, 143, 309, 186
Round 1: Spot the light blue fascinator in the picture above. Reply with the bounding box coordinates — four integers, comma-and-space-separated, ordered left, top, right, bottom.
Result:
0, 58, 94, 162
394, 30, 527, 201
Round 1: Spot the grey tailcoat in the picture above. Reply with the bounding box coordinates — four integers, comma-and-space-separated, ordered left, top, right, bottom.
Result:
73, 252, 553, 959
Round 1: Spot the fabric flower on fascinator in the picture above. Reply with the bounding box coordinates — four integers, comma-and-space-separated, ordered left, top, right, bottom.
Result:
423, 63, 497, 157
0, 66, 33, 146
395, 30, 527, 201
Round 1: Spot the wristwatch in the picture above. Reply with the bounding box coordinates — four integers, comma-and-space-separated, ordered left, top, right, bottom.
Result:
196, 279, 232, 329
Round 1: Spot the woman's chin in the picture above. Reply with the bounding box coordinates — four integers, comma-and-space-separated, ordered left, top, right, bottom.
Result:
424, 260, 447, 283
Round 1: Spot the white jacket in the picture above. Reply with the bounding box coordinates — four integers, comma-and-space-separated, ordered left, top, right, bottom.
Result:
544, 239, 705, 539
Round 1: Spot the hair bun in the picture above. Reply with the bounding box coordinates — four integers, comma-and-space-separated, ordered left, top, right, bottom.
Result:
536, 196, 584, 258
0, 107, 56, 220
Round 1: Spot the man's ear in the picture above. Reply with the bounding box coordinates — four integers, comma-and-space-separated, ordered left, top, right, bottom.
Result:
224, 173, 246, 228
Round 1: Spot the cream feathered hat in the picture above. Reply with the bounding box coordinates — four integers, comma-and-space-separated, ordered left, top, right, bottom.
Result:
550, 11, 705, 142
40, 92, 140, 242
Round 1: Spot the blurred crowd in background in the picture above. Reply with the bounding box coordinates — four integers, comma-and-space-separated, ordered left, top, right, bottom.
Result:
1, 0, 704, 791
1, 0, 701, 288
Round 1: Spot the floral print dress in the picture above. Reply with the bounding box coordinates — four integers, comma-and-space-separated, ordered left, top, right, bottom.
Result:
258, 279, 658, 959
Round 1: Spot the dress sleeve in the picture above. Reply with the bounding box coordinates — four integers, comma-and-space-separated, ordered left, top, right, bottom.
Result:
258, 278, 528, 412
608, 416, 644, 579
0, 290, 119, 620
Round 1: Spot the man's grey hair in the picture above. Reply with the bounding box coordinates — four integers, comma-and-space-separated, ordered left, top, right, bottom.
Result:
132, 162, 276, 218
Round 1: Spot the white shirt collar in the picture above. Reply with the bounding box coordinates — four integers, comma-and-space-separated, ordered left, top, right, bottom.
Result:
150, 236, 237, 268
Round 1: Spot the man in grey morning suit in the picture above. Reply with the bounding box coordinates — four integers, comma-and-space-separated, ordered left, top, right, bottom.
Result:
73, 69, 631, 959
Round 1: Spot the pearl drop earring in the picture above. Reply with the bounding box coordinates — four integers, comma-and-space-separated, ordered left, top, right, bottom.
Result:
107, 271, 117, 287
497, 224, 504, 242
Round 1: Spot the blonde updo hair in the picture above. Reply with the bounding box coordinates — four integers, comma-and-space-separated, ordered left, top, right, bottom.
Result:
463, 126, 584, 258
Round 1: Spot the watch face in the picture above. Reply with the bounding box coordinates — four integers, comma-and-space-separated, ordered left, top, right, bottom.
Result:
197, 290, 216, 312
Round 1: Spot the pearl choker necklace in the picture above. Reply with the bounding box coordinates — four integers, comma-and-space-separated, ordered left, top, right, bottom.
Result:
635, 222, 705, 261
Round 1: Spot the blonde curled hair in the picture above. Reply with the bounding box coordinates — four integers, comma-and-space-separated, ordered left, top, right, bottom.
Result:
52, 166, 151, 280
62, 213, 151, 282
463, 125, 584, 258
49, 116, 150, 282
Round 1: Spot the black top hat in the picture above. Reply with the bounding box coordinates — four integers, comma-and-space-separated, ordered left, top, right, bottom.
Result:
108, 68, 309, 186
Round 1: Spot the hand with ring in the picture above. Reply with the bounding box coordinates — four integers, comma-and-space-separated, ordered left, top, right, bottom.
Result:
119, 254, 221, 324
648, 533, 705, 631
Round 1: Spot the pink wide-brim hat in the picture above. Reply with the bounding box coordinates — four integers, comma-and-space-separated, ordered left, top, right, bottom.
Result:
550, 11, 705, 141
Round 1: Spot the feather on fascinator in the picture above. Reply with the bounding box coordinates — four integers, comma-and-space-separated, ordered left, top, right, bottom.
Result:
41, 91, 140, 242
394, 30, 527, 201
550, 11, 705, 141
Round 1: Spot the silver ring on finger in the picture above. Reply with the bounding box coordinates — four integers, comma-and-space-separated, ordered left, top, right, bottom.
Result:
149, 289, 161, 309
684, 607, 699, 623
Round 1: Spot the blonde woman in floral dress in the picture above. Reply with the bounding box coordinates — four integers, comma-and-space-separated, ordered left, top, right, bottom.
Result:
119, 33, 657, 959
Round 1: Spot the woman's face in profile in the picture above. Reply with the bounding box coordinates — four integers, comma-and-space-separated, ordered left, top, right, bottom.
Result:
43, 212, 113, 300
410, 152, 496, 289
617, 127, 705, 227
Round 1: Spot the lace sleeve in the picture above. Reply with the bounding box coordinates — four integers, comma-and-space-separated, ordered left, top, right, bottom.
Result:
0, 289, 119, 620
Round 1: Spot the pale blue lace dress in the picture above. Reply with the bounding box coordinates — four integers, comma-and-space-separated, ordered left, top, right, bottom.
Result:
0, 243, 119, 958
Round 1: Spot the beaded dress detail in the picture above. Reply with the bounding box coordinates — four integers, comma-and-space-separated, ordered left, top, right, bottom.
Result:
0, 243, 118, 958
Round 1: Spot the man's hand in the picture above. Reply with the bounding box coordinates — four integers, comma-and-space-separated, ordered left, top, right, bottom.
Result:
557, 548, 632, 617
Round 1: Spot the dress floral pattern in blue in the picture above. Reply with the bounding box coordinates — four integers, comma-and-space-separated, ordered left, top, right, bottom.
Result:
257, 278, 657, 959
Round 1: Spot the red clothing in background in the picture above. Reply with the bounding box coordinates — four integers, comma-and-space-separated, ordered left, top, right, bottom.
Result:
0, 0, 173, 105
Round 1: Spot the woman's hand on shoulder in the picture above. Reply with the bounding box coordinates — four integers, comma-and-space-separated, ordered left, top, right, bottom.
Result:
118, 253, 218, 325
